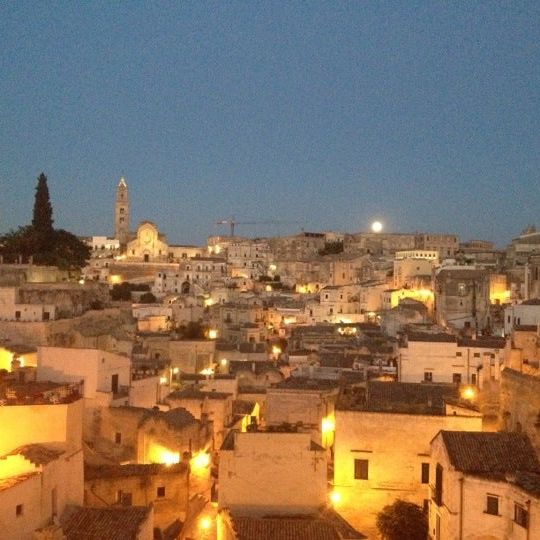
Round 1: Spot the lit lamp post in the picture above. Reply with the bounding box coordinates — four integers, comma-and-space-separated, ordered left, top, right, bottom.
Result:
460, 385, 477, 401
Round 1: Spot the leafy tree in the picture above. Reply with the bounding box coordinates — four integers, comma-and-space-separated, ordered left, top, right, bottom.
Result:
50, 229, 91, 270
111, 282, 133, 301
376, 500, 428, 540
139, 292, 157, 303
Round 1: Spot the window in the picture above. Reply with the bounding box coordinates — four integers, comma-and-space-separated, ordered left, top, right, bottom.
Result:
424, 372, 433, 382
115, 432, 122, 444
474, 353, 480, 358
421, 463, 429, 484
15, 311, 21, 320
514, 503, 528, 527
471, 373, 477, 385
16, 504, 23, 517
452, 373, 462, 384
486, 495, 499, 515
117, 490, 132, 506
354, 459, 369, 480
157, 486, 166, 498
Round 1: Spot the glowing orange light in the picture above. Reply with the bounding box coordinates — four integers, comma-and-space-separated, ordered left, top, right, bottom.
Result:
148, 444, 180, 466
461, 386, 477, 400
199, 516, 212, 530
191, 452, 210, 470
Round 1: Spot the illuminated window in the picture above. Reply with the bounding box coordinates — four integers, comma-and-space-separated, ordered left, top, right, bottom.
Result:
514, 503, 528, 527
157, 486, 166, 498
354, 459, 369, 480
486, 495, 499, 515
421, 463, 429, 484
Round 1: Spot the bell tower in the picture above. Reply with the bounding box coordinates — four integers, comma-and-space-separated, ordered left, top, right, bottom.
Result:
115, 177, 129, 246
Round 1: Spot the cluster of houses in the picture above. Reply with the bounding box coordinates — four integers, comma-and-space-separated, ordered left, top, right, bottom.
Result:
1, 180, 540, 539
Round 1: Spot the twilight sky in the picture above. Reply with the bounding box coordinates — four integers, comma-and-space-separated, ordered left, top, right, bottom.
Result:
1, 2, 539, 247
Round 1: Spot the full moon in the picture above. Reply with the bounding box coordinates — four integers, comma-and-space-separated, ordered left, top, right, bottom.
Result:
371, 221, 383, 233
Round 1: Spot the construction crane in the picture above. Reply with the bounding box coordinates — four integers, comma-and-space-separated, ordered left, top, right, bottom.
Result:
215, 217, 300, 237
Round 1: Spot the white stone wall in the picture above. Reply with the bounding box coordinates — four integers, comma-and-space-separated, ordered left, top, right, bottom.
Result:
218, 432, 327, 514
333, 409, 482, 533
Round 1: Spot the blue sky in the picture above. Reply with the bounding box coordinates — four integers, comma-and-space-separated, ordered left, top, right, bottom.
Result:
1, 2, 539, 246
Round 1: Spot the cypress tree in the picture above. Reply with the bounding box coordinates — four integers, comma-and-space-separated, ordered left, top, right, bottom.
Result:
32, 172, 54, 234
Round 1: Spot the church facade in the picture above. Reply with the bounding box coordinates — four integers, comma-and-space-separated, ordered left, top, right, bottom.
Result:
126, 221, 169, 262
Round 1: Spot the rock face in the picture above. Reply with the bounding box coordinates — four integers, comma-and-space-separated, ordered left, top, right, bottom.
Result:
0, 264, 69, 285
499, 368, 540, 455
0, 308, 136, 352
18, 282, 110, 318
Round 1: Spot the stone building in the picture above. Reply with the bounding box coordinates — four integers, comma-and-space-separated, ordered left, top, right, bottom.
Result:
430, 431, 540, 540
333, 381, 482, 535
398, 332, 505, 386
499, 368, 540, 454
265, 377, 340, 447
0, 383, 84, 540
434, 267, 491, 333
218, 431, 327, 515
126, 221, 169, 263
87, 405, 212, 465
166, 386, 234, 448
84, 462, 188, 532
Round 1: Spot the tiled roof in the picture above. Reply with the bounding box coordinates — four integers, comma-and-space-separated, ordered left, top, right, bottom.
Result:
514, 325, 538, 332
138, 406, 197, 429
7, 443, 65, 465
161, 407, 197, 428
522, 298, 540, 305
270, 377, 340, 391
85, 462, 188, 480
338, 382, 460, 415
231, 516, 340, 540
167, 386, 232, 401
407, 332, 456, 343
0, 472, 39, 492
229, 511, 365, 540
440, 431, 540, 478
458, 336, 505, 348
61, 505, 151, 540
514, 471, 540, 497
